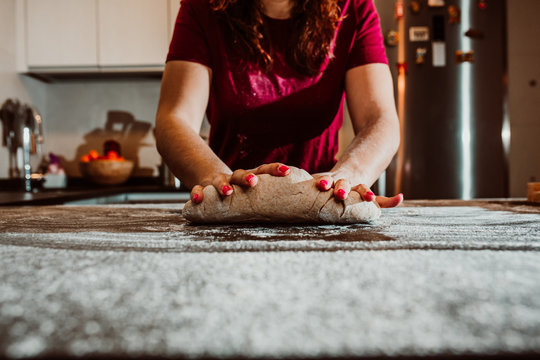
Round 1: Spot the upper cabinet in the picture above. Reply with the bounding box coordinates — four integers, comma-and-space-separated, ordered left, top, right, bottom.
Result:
24, 0, 176, 71
26, 0, 98, 67
98, 0, 168, 67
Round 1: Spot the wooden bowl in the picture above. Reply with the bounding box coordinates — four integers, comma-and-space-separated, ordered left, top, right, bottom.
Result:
80, 159, 134, 185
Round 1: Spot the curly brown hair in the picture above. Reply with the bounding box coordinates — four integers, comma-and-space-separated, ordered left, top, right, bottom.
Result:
210, 0, 342, 76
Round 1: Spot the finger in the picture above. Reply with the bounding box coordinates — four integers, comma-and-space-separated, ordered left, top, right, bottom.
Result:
190, 185, 204, 204
230, 169, 258, 187
212, 174, 234, 196
313, 174, 333, 191
334, 178, 351, 201
376, 193, 404, 208
352, 184, 376, 202
253, 163, 290, 177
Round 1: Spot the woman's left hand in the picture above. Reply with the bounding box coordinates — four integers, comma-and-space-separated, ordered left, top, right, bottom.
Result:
312, 173, 403, 208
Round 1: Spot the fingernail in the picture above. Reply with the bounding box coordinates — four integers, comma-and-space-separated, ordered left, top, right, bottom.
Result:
336, 188, 346, 200
221, 185, 233, 195
192, 194, 200, 203
319, 179, 328, 190
393, 193, 404, 206
365, 191, 375, 201
246, 174, 256, 185
278, 165, 289, 173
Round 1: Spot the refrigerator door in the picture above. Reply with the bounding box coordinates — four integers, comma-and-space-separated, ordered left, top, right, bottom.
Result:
385, 0, 507, 199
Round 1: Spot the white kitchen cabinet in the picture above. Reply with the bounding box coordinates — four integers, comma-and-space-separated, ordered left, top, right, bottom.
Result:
97, 0, 169, 67
25, 0, 172, 71
26, 0, 98, 67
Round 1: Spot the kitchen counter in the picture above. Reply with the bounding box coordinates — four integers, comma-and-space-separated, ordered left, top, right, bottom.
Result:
0, 183, 190, 206
0, 199, 539, 359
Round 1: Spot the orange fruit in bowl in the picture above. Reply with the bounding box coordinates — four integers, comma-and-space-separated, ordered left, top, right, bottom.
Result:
88, 150, 99, 161
79, 148, 133, 185
79, 159, 134, 185
106, 150, 120, 160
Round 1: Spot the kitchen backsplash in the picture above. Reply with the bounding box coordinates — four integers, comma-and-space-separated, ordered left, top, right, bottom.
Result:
0, 79, 162, 179
42, 79, 162, 178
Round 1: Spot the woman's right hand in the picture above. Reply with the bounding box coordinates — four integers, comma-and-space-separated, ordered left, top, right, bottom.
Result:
189, 163, 291, 204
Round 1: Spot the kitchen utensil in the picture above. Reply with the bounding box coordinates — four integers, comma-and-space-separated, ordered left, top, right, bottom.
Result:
0, 99, 22, 178
21, 105, 44, 154
1, 99, 45, 187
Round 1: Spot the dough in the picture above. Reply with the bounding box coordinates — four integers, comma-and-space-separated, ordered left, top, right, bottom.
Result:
182, 167, 381, 224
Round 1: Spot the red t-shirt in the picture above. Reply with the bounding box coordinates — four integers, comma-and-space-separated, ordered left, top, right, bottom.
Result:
167, 0, 387, 173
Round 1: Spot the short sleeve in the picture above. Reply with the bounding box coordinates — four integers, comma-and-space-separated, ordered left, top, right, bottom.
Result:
346, 0, 388, 69
166, 0, 213, 69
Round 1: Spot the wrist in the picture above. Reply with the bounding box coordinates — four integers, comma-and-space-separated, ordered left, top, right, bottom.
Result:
186, 160, 232, 188
328, 166, 351, 182
329, 166, 369, 186
197, 170, 232, 187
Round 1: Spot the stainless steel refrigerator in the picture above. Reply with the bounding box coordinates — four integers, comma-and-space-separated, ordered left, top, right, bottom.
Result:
375, 0, 508, 199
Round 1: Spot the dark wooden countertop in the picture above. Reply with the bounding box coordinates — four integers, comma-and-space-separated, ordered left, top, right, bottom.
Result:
0, 179, 188, 206
0, 200, 539, 359
0, 198, 537, 241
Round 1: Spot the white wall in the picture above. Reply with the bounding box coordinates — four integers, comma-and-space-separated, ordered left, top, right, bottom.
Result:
0, 1, 36, 102
0, 0, 47, 179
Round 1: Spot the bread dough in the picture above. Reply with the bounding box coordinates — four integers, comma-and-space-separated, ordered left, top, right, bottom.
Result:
182, 167, 381, 224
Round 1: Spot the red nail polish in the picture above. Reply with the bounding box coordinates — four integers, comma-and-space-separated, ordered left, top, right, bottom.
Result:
319, 179, 328, 190
365, 191, 375, 201
222, 185, 232, 195
278, 165, 289, 173
192, 194, 199, 202
246, 174, 256, 184
336, 189, 346, 200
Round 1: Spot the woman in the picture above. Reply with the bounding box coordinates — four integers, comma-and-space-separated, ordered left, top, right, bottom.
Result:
155, 0, 402, 208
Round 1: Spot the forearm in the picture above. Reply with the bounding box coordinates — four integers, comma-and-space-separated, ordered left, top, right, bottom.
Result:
155, 115, 231, 189
331, 113, 399, 187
